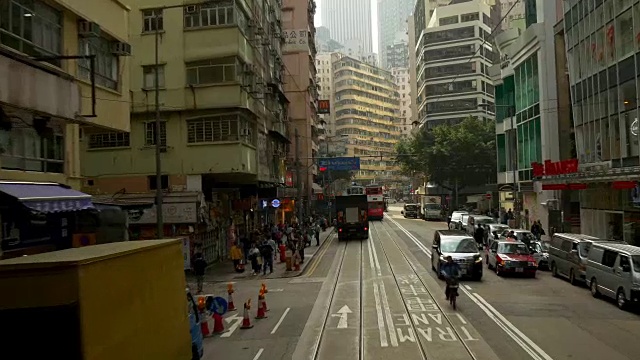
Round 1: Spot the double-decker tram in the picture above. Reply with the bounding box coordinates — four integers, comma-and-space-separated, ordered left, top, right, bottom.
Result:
365, 184, 384, 220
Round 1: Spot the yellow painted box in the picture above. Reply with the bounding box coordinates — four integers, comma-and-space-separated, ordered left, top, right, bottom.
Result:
0, 240, 192, 360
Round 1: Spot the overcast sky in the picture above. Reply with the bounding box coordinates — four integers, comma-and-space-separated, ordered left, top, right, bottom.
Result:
314, 0, 379, 53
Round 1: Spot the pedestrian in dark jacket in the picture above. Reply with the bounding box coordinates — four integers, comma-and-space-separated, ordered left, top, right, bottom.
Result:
192, 250, 207, 294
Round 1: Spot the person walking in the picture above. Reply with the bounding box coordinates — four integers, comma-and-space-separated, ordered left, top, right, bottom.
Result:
474, 224, 485, 248
230, 241, 244, 272
314, 222, 321, 246
248, 243, 261, 276
260, 239, 274, 275
192, 248, 208, 294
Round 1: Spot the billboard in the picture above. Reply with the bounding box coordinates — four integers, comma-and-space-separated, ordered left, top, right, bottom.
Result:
318, 99, 330, 114
318, 157, 361, 171
283, 29, 309, 53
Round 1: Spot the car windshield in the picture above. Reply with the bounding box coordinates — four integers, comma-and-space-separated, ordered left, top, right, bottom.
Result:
405, 205, 418, 211
499, 243, 530, 254
632, 256, 640, 272
425, 204, 440, 210
441, 238, 478, 253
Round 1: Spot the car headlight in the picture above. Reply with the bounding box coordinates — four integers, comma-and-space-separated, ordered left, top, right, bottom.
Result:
528, 261, 537, 267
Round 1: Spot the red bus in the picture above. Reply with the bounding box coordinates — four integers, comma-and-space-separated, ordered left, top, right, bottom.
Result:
365, 184, 384, 220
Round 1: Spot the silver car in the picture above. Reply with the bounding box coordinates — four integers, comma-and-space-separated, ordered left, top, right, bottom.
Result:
529, 241, 550, 270
431, 230, 483, 281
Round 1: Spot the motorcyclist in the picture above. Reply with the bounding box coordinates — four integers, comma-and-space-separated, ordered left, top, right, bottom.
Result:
440, 255, 461, 300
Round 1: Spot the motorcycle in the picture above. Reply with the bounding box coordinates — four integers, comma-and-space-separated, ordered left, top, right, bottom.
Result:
446, 277, 459, 310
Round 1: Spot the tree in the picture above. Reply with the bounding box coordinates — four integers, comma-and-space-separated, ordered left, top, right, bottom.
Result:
395, 117, 496, 195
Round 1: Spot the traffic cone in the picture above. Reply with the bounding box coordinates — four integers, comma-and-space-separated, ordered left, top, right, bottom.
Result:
261, 282, 268, 294
212, 312, 225, 334
255, 291, 268, 319
227, 283, 236, 311
200, 309, 213, 337
240, 299, 253, 329
260, 286, 269, 312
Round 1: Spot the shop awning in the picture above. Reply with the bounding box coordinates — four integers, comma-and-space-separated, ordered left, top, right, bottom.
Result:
0, 181, 95, 213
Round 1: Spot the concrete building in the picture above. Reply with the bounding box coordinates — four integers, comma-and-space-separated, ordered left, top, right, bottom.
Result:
282, 0, 319, 211
315, 26, 343, 53
496, 0, 527, 32
490, 0, 560, 232
539, 0, 640, 244
333, 55, 401, 182
408, 14, 420, 135
413, 0, 496, 129
386, 34, 410, 69
80, 0, 291, 241
321, 0, 373, 53
377, 0, 414, 69
0, 0, 131, 189
392, 68, 413, 137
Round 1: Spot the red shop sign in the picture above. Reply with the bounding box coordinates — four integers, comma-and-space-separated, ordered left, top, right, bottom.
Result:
532, 159, 579, 178
285, 171, 293, 187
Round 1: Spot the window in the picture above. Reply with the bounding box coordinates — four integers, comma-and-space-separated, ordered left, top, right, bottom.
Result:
0, 126, 64, 173
186, 57, 238, 85
88, 132, 130, 149
148, 175, 168, 190
143, 65, 165, 89
187, 114, 253, 143
0, 0, 62, 66
616, 10, 634, 59
461, 13, 479, 23
439, 16, 458, 26
144, 121, 167, 146
601, 249, 618, 267
142, 9, 163, 32
184, 0, 235, 28
78, 36, 119, 90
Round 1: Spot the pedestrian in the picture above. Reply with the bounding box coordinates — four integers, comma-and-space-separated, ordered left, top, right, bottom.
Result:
230, 241, 244, 272
267, 236, 277, 262
315, 222, 321, 246
192, 248, 208, 294
260, 239, 274, 275
248, 243, 261, 276
474, 224, 485, 248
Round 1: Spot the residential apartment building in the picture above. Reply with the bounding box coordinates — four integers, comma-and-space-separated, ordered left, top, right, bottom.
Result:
282, 0, 319, 211
413, 0, 496, 129
386, 35, 410, 69
1, 0, 131, 258
81, 0, 290, 244
491, 0, 560, 232
392, 67, 413, 137
539, 0, 640, 244
378, 0, 414, 69
321, 0, 373, 53
408, 14, 420, 135
333, 56, 401, 182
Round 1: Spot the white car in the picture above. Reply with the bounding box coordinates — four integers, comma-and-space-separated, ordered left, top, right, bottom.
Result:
449, 211, 468, 230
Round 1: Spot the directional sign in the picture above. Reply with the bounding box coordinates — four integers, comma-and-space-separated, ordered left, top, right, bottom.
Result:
332, 305, 352, 329
318, 157, 360, 171
209, 296, 228, 315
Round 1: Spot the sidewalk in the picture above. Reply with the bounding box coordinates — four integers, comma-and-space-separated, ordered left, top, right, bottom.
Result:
189, 227, 335, 284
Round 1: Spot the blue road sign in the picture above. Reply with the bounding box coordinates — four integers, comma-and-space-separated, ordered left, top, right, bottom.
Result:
271, 199, 281, 208
318, 157, 360, 171
208, 296, 228, 315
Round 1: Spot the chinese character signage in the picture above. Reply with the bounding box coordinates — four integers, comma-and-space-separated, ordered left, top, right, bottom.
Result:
532, 159, 579, 178
283, 29, 309, 53
318, 157, 361, 171
318, 100, 330, 114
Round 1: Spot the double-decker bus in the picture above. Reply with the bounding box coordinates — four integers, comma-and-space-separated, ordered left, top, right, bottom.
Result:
365, 184, 385, 220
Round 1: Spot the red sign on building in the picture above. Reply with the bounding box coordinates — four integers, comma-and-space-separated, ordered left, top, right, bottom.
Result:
532, 159, 579, 178
285, 171, 293, 187
318, 100, 330, 114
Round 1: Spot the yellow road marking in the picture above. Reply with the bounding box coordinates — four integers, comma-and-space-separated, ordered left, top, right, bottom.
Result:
306, 234, 335, 277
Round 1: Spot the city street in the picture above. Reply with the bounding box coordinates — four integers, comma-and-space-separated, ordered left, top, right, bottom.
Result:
203, 206, 640, 360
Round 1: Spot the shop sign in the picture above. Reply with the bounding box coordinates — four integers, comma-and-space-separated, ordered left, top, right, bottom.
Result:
129, 203, 198, 224
285, 172, 294, 187
532, 159, 579, 178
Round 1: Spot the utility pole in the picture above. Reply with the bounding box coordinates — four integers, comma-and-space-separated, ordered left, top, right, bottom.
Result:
154, 14, 163, 238
295, 128, 303, 222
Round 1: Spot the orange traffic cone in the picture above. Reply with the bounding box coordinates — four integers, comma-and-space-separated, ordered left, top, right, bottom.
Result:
200, 309, 213, 337
260, 286, 269, 312
255, 291, 268, 319
212, 312, 225, 334
240, 300, 253, 329
261, 283, 269, 294
227, 283, 236, 311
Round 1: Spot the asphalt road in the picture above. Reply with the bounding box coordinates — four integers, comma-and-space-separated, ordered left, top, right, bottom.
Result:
204, 206, 640, 360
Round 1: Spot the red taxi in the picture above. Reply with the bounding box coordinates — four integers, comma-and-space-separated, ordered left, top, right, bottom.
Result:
486, 240, 537, 277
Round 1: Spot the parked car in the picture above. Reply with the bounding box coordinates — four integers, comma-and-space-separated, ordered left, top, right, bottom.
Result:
498, 229, 537, 247
529, 241, 550, 270
486, 240, 538, 277
431, 230, 483, 281
548, 233, 619, 285
586, 242, 640, 310
449, 211, 468, 230
466, 215, 494, 235
483, 223, 510, 246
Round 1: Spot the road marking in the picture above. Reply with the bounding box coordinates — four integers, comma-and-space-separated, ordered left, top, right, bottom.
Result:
221, 314, 243, 338
269, 288, 284, 292
464, 285, 472, 291
456, 313, 467, 325
252, 348, 264, 360
270, 307, 291, 334
369, 239, 399, 347
372, 282, 389, 347
386, 217, 554, 360
306, 234, 335, 276
331, 305, 352, 329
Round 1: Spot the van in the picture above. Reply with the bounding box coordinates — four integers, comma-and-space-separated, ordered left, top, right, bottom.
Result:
548, 233, 614, 285
586, 243, 640, 310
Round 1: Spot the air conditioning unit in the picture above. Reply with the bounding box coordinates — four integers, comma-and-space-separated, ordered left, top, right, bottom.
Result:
185, 5, 197, 13
111, 42, 132, 56
240, 128, 251, 136
78, 21, 101, 38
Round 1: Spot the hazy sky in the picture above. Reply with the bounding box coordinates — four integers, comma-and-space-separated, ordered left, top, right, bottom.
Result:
314, 0, 380, 53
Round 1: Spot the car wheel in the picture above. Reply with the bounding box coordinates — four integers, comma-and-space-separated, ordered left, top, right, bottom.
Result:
617, 288, 627, 310
590, 278, 600, 298
569, 269, 577, 286
551, 262, 558, 277
495, 265, 501, 276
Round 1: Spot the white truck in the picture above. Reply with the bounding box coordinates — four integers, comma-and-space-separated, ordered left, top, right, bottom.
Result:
421, 196, 443, 221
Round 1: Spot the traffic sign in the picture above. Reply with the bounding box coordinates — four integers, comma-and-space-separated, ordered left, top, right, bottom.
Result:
271, 199, 281, 208
209, 296, 228, 315
485, 193, 492, 200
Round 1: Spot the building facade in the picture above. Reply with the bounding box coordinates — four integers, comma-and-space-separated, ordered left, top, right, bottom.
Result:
81, 0, 290, 247
282, 0, 319, 212
543, 0, 640, 244
413, 0, 496, 129
321, 0, 373, 53
377, 0, 414, 69
333, 56, 401, 182
386, 35, 410, 69
392, 67, 413, 137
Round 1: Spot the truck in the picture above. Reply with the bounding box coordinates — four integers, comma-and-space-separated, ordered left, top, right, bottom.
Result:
335, 194, 369, 240
421, 196, 443, 221
0, 239, 203, 360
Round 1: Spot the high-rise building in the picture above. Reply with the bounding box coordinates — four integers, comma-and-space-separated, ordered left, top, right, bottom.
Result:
333, 55, 401, 182
413, 0, 496, 129
391, 68, 413, 137
321, 0, 373, 53
377, 0, 414, 69
496, 0, 527, 32
315, 26, 343, 53
386, 34, 410, 69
